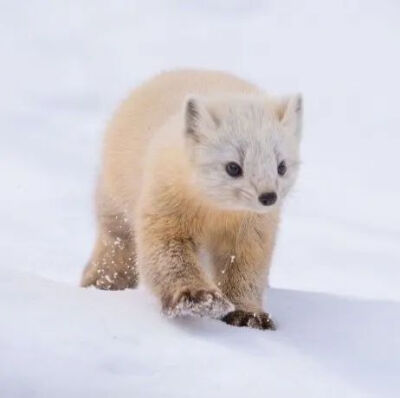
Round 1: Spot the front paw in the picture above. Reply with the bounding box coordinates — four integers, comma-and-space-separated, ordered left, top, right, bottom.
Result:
222, 310, 276, 330
162, 288, 234, 319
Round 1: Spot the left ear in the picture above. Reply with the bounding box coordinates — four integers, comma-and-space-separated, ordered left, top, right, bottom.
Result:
277, 94, 303, 139
184, 96, 219, 143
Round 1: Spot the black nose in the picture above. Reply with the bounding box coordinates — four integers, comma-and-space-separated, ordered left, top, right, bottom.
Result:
258, 192, 277, 206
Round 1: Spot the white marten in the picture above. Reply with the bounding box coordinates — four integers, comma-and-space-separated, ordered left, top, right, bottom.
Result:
81, 69, 302, 330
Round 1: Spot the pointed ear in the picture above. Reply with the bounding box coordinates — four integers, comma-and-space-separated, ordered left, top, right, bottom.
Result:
184, 96, 219, 142
277, 94, 303, 138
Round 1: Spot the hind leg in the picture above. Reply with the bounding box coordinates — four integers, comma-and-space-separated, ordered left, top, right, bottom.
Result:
81, 212, 138, 290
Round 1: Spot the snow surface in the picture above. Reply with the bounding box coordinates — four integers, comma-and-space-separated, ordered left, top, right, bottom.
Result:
1, 1, 400, 397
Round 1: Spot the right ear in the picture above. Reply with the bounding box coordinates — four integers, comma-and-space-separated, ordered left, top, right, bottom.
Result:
276, 94, 303, 139
184, 96, 219, 142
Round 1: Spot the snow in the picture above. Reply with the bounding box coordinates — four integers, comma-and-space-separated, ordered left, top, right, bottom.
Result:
1, 1, 400, 397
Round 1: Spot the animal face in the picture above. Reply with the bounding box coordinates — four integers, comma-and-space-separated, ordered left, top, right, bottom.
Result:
184, 95, 302, 213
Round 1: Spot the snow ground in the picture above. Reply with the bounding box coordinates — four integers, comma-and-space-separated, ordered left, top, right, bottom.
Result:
1, 1, 400, 397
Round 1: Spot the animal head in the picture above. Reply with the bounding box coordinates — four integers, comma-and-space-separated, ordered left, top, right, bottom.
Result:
184, 94, 302, 213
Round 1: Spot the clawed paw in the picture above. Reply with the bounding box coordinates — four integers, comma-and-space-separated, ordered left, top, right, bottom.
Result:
162, 288, 234, 319
222, 310, 276, 330
81, 265, 137, 291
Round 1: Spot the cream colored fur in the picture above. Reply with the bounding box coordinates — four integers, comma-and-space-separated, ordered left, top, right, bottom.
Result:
81, 69, 302, 330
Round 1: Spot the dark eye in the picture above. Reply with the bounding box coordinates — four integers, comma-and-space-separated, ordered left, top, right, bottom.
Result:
225, 162, 242, 177
278, 160, 287, 176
